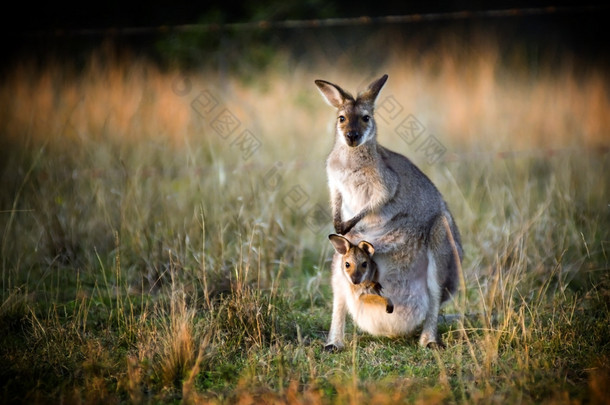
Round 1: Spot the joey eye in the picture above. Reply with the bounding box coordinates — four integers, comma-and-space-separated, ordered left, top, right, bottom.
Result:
345, 262, 350, 268
338, 115, 346, 123
362, 115, 370, 122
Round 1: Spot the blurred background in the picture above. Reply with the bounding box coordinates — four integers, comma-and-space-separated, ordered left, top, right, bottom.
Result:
2, 0, 609, 150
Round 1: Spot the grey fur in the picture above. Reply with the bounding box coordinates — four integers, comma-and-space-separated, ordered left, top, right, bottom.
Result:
316, 75, 463, 350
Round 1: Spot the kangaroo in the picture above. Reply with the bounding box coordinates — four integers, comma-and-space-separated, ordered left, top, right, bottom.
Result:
316, 74, 463, 351
328, 234, 394, 317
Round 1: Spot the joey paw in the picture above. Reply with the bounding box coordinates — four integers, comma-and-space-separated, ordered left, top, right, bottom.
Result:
385, 298, 394, 314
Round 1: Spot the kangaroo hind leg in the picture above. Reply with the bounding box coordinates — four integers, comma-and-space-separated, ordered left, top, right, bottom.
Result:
419, 249, 443, 348
420, 215, 462, 349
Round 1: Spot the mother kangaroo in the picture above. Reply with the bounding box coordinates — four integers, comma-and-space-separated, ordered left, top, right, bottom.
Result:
315, 74, 463, 350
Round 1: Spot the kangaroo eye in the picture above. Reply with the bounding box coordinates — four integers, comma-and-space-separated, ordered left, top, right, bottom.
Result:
362, 115, 370, 122
345, 262, 350, 268
362, 262, 368, 268
338, 115, 346, 123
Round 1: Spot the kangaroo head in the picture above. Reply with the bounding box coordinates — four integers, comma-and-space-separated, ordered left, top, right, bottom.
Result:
315, 74, 388, 148
328, 234, 375, 285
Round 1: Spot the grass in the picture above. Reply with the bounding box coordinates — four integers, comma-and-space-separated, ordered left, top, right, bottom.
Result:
1, 33, 609, 404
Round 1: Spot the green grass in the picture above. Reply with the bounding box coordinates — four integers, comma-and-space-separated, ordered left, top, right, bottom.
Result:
1, 41, 609, 404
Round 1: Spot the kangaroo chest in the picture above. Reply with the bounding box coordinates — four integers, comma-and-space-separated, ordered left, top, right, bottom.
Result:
330, 162, 386, 217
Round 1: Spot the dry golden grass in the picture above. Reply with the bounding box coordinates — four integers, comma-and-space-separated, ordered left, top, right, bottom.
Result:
2, 37, 608, 154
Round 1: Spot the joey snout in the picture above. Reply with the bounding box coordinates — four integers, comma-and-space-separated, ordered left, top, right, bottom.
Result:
349, 272, 364, 285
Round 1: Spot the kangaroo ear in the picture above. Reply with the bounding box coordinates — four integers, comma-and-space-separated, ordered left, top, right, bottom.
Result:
357, 240, 375, 257
329, 234, 351, 255
315, 80, 354, 108
358, 74, 388, 105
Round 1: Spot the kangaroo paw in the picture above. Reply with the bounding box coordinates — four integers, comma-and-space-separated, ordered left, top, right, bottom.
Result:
419, 331, 445, 349
425, 340, 446, 350
324, 343, 342, 353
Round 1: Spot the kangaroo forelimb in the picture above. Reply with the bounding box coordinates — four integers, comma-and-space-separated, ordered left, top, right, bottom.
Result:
337, 210, 367, 235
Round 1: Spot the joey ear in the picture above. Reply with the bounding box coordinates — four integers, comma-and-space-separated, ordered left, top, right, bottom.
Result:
358, 74, 388, 105
315, 80, 354, 108
357, 240, 375, 257
329, 234, 351, 255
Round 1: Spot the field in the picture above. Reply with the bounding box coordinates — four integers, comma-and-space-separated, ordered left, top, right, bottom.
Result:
1, 30, 609, 404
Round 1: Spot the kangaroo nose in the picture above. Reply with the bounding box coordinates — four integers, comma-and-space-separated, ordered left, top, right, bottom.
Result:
351, 273, 362, 285
346, 131, 360, 144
